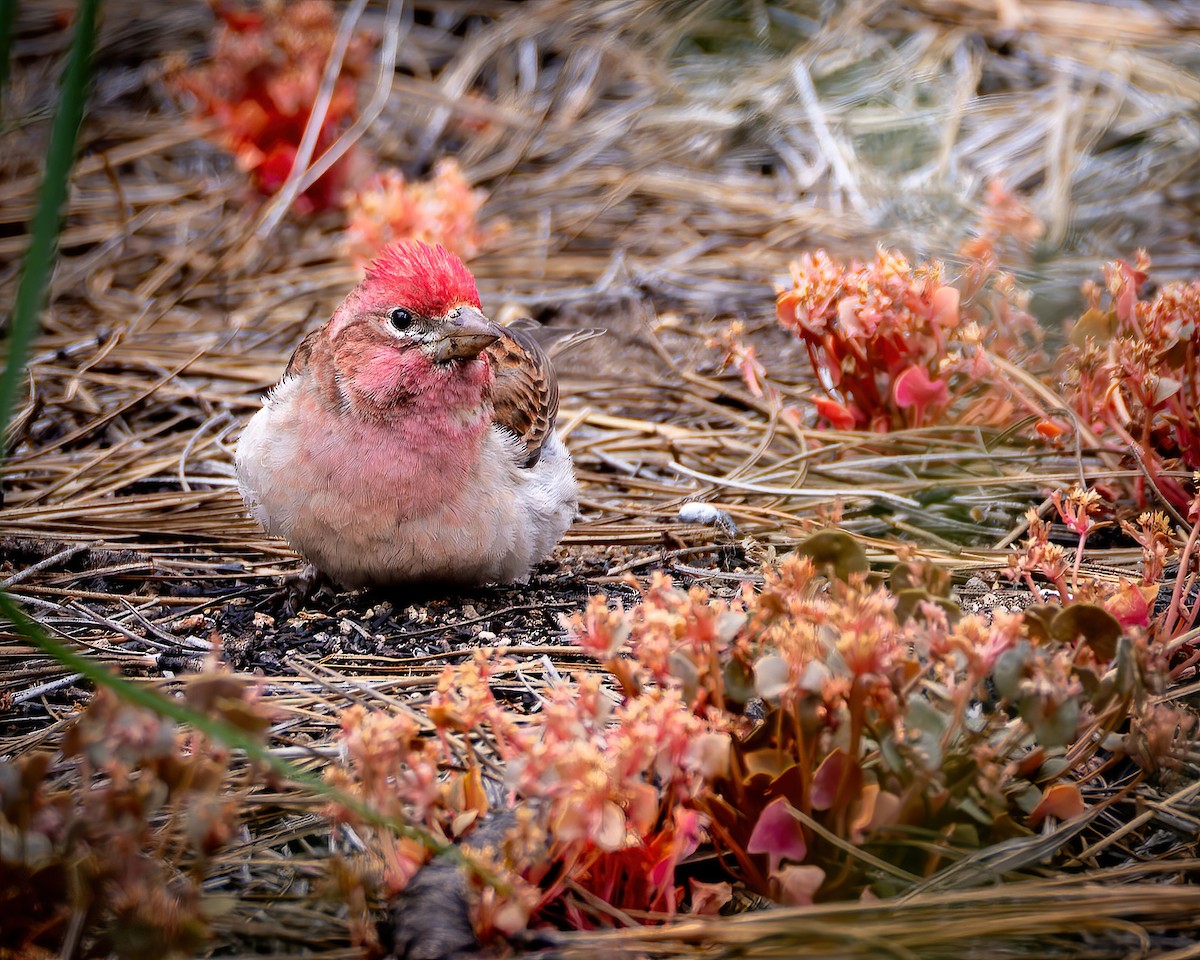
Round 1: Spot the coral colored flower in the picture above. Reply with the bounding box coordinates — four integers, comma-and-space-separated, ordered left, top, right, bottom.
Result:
343, 161, 498, 267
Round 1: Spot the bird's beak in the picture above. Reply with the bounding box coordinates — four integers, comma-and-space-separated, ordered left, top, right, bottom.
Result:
427, 306, 500, 362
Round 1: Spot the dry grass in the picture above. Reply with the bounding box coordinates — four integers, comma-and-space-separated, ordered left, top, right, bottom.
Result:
2, 0, 1200, 956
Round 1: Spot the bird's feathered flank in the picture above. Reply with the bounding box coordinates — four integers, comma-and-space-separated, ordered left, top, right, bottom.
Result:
364, 240, 482, 317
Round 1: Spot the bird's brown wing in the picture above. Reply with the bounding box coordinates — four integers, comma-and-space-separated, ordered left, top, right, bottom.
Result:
281, 328, 348, 410
487, 325, 559, 468
284, 328, 323, 379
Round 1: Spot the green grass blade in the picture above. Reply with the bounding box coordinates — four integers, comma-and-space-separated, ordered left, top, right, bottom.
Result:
0, 0, 99, 442
0, 0, 15, 100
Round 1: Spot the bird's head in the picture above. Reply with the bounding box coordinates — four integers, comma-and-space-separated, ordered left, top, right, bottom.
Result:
325, 240, 499, 411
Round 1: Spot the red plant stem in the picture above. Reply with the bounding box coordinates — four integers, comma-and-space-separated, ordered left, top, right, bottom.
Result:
1050, 571, 1070, 605
700, 799, 769, 893
847, 677, 865, 760
1169, 643, 1200, 682
1163, 516, 1200, 640
791, 707, 812, 817
775, 706, 787, 771
1105, 414, 1191, 517
1070, 531, 1088, 595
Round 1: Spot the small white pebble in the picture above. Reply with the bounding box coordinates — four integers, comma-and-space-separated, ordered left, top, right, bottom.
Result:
677, 501, 737, 534
477, 630, 497, 642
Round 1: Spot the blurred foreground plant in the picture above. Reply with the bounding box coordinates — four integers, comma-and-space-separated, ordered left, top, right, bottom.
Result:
0, 665, 270, 959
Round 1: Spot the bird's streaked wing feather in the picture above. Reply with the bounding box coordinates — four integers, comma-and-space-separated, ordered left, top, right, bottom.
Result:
486, 326, 558, 468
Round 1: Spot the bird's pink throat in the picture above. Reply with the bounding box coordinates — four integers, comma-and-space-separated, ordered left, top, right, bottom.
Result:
347, 338, 493, 415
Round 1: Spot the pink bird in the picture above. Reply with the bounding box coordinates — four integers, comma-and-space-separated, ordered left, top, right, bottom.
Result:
236, 241, 578, 589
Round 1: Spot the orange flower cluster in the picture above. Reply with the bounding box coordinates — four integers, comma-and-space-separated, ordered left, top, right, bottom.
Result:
342, 161, 497, 268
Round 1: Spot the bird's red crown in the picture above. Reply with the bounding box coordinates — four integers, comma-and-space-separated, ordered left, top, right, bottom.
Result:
364, 240, 481, 317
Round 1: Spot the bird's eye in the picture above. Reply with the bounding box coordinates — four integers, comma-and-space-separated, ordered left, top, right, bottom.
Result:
389, 307, 414, 331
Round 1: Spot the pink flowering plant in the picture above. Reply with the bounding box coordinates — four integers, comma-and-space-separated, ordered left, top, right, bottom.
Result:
325, 531, 1193, 939
774, 247, 1044, 433
1060, 254, 1200, 514
0, 667, 271, 959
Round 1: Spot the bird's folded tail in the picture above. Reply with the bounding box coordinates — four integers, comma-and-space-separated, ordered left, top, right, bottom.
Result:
498, 315, 606, 360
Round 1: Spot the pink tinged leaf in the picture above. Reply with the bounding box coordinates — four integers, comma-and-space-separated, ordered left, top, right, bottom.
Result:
747, 797, 807, 874
1152, 376, 1181, 405
596, 800, 628, 852
686, 732, 732, 780
753, 654, 791, 702
812, 396, 857, 431
810, 748, 853, 811
773, 864, 826, 906
930, 285, 961, 327
893, 365, 950, 410
1103, 581, 1154, 628
688, 878, 733, 915
1030, 783, 1086, 824
868, 790, 903, 833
